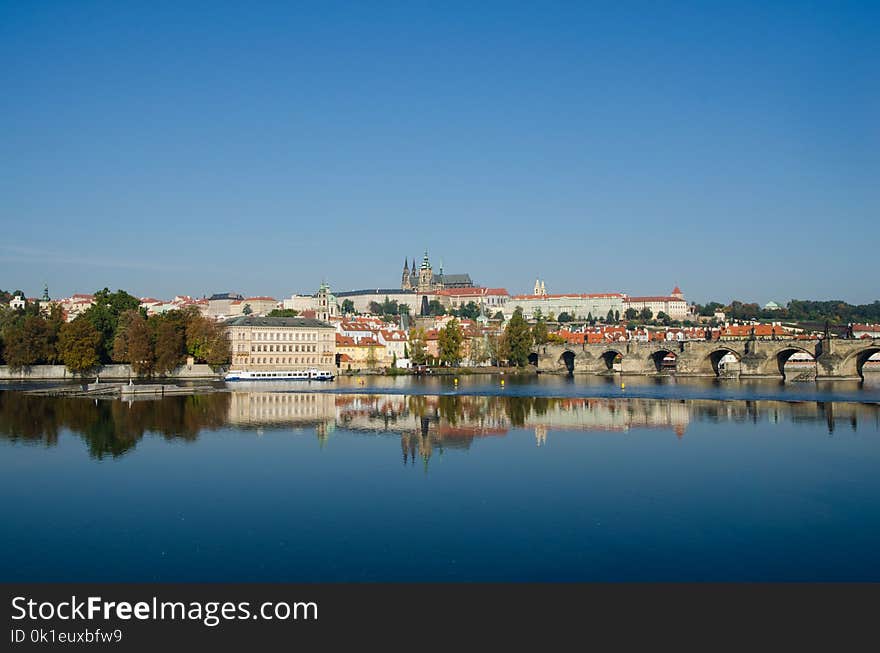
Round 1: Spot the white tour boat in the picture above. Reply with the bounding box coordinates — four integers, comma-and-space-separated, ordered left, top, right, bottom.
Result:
224, 369, 335, 382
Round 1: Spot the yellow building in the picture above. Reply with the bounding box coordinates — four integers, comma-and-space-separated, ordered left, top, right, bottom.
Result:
225, 316, 336, 372
335, 334, 388, 370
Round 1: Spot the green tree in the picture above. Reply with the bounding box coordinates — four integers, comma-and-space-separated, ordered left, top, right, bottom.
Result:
657, 311, 671, 326
456, 301, 481, 320
625, 308, 638, 321
242, 303, 253, 316
614, 310, 620, 323
380, 296, 400, 315
341, 299, 355, 314
606, 309, 615, 323
696, 302, 725, 317
557, 312, 572, 323
409, 328, 428, 365
532, 317, 549, 345
82, 288, 141, 362
438, 318, 463, 366
493, 311, 504, 320
267, 308, 298, 317
487, 333, 506, 365
427, 299, 446, 316
503, 307, 533, 367
640, 307, 653, 322
58, 318, 101, 373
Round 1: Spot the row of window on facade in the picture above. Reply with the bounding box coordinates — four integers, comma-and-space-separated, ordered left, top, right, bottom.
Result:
236, 331, 328, 341
239, 356, 323, 365
237, 344, 322, 353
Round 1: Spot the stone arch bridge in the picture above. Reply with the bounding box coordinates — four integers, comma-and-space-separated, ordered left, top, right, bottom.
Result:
532, 338, 880, 380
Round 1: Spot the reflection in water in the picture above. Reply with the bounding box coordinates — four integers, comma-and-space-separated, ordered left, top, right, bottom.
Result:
0, 392, 231, 459
1, 390, 878, 460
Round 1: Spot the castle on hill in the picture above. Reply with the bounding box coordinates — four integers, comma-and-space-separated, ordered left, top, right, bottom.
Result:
400, 251, 474, 293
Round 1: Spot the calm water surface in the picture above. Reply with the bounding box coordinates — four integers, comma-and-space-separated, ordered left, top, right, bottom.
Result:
1, 377, 879, 581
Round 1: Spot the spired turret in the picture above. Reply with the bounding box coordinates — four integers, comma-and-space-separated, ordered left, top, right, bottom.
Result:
401, 258, 412, 290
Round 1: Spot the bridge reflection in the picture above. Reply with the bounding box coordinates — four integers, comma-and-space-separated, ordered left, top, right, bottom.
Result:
1, 390, 878, 460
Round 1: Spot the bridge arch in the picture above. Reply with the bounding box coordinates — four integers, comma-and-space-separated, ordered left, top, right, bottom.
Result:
600, 349, 623, 373
770, 346, 816, 380
839, 345, 880, 380
701, 347, 742, 376
649, 348, 677, 373
558, 350, 576, 373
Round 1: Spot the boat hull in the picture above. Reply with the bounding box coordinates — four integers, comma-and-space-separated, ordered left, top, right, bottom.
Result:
224, 369, 335, 382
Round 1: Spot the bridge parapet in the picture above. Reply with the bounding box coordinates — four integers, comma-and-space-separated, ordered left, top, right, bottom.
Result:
533, 338, 880, 379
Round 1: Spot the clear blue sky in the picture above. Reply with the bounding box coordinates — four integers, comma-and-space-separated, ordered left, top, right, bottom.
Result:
1, 1, 877, 305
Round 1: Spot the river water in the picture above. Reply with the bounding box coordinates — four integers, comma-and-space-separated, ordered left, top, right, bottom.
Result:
1, 376, 879, 581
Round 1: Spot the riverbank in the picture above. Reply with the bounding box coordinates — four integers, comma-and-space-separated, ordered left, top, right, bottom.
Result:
0, 363, 221, 381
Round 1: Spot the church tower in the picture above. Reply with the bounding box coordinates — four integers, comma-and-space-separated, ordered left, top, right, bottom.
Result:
418, 250, 433, 293
533, 278, 547, 296
401, 259, 412, 290
316, 281, 336, 322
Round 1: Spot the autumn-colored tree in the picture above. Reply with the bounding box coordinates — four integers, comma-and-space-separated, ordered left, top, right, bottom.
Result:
127, 313, 155, 376
44, 304, 65, 364
185, 314, 230, 368
58, 318, 101, 373
2, 315, 50, 370
153, 320, 184, 374
365, 343, 378, 369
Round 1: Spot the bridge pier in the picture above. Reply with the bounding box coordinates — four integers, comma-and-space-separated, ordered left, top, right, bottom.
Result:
534, 338, 880, 380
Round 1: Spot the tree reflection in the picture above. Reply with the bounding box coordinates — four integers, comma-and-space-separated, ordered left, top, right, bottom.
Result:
1, 390, 878, 460
0, 392, 231, 459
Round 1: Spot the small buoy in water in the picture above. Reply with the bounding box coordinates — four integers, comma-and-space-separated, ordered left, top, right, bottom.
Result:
500, 379, 505, 387
620, 382, 625, 390
454, 377, 458, 385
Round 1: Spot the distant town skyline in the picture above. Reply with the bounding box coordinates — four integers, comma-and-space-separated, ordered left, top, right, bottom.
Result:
2, 2, 877, 305
1, 257, 876, 310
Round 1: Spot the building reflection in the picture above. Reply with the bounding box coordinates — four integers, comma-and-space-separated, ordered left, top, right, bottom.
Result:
0, 389, 878, 460
227, 391, 337, 442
